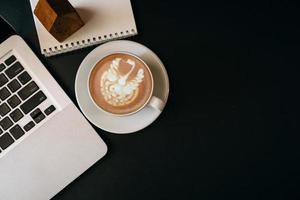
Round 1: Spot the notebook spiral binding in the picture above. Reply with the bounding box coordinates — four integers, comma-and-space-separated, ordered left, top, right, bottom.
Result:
42, 29, 137, 57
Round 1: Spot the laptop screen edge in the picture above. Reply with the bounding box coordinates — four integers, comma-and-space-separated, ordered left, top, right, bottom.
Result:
0, 15, 16, 44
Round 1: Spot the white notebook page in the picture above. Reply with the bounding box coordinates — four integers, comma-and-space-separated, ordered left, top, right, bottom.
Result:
29, 0, 137, 56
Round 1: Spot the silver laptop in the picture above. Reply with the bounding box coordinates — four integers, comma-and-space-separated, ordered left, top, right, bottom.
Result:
0, 17, 107, 200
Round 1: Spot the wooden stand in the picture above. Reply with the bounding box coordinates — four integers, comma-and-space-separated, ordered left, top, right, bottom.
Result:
34, 0, 84, 42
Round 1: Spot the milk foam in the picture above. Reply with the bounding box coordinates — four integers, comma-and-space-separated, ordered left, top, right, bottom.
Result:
100, 58, 145, 106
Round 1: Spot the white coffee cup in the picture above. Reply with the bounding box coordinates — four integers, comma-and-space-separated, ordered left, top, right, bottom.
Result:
87, 52, 165, 116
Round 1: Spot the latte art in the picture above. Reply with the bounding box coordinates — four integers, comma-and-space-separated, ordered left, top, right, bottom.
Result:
89, 53, 153, 115
100, 58, 145, 106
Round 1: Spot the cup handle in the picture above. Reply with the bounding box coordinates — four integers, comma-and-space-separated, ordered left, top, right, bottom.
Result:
148, 96, 165, 111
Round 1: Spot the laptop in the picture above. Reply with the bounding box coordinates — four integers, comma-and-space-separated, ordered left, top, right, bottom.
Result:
0, 16, 107, 200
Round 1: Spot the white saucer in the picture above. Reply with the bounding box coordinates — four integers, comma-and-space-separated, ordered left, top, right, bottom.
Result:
75, 40, 170, 134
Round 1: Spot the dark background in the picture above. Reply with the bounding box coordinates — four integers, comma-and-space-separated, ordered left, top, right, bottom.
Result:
1, 0, 299, 199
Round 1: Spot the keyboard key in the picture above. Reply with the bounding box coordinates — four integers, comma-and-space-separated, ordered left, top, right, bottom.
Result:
10, 109, 24, 122
18, 71, 32, 85
20, 91, 47, 114
0, 133, 14, 150
0, 64, 5, 72
10, 125, 25, 140
0, 128, 3, 135
0, 87, 11, 101
7, 95, 21, 108
30, 108, 41, 118
17, 81, 39, 100
24, 121, 35, 132
0, 103, 11, 117
30, 108, 45, 123
5, 62, 24, 79
0, 74, 8, 87
44, 105, 56, 115
7, 79, 21, 92
4, 55, 16, 66
34, 114, 45, 123
0, 117, 13, 130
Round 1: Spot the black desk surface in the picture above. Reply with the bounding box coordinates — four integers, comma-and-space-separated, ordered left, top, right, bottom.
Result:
1, 0, 299, 199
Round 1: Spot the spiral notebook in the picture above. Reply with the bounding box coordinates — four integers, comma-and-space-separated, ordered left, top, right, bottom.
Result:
29, 0, 137, 57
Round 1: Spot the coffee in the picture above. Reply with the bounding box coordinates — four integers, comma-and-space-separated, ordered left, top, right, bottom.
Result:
89, 53, 153, 115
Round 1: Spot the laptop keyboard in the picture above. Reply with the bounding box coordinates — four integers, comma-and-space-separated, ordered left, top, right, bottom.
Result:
0, 55, 56, 154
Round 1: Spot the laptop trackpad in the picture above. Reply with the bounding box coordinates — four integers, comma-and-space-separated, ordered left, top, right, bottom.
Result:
0, 104, 107, 200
